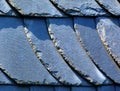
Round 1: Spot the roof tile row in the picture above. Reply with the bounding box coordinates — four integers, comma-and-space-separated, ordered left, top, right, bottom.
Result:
1, 0, 120, 17
0, 16, 120, 86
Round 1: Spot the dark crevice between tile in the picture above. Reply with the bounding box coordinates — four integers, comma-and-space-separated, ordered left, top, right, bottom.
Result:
49, 0, 84, 17
0, 10, 5, 15
5, 0, 66, 18
49, 0, 101, 17
5, 0, 22, 17
0, 68, 16, 85
49, 0, 71, 17
118, 0, 120, 3
95, 0, 119, 17
22, 18, 63, 86
0, 67, 33, 85
50, 0, 111, 17
0, 0, 16, 17
72, 17, 115, 85
49, 0, 68, 17
95, 0, 120, 17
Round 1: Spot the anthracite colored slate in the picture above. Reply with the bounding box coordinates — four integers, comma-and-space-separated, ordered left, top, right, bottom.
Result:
47, 18, 107, 85
97, 18, 120, 67
74, 17, 120, 84
50, 0, 107, 16
72, 86, 96, 91
0, 0, 16, 16
30, 86, 54, 91
0, 86, 29, 91
97, 86, 115, 91
8, 0, 64, 17
0, 17, 58, 85
95, 0, 120, 15
24, 18, 81, 85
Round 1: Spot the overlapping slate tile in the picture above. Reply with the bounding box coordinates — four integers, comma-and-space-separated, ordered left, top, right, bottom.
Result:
97, 85, 115, 91
47, 18, 108, 85
0, 0, 16, 16
95, 0, 120, 15
0, 17, 58, 85
74, 17, 120, 84
96, 18, 120, 68
24, 18, 83, 86
50, 0, 107, 16
7, 0, 65, 17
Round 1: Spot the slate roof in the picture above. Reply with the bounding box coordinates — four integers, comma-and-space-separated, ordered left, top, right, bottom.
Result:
0, 0, 120, 91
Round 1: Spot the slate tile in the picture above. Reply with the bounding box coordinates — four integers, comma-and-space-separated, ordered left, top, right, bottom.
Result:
47, 18, 107, 85
50, 0, 107, 16
0, 0, 16, 16
30, 86, 54, 91
24, 18, 81, 85
0, 86, 29, 91
96, 0, 120, 16
55, 86, 70, 91
96, 17, 120, 77
0, 70, 12, 84
8, 0, 65, 17
97, 85, 115, 91
0, 17, 58, 85
74, 17, 120, 84
72, 86, 96, 91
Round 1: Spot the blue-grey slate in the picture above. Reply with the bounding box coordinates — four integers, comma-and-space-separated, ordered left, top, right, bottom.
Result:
0, 86, 29, 91
0, 70, 12, 84
74, 17, 120, 84
50, 0, 107, 16
97, 18, 120, 68
8, 0, 64, 17
47, 18, 107, 85
24, 18, 81, 85
97, 85, 115, 91
55, 86, 70, 91
0, 0, 16, 16
115, 86, 120, 91
0, 17, 58, 85
72, 86, 96, 91
30, 86, 54, 91
96, 0, 120, 15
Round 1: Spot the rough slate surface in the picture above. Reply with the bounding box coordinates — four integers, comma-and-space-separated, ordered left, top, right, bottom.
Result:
0, 0, 119, 16
0, 0, 120, 91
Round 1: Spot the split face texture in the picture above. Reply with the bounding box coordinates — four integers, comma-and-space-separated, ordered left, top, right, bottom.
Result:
0, 0, 120, 91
